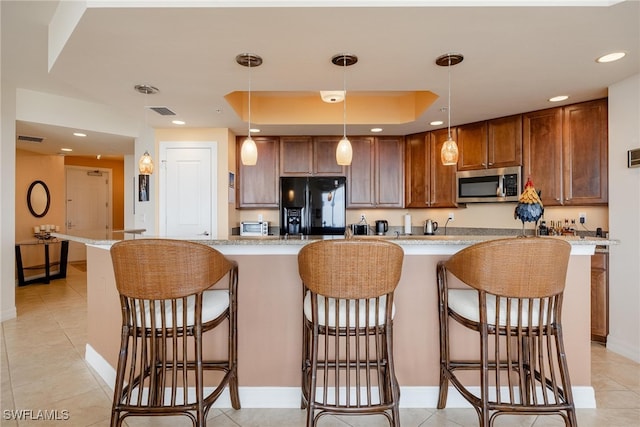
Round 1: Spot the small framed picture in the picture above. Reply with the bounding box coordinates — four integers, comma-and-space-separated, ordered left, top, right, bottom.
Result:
229, 172, 235, 189
139, 175, 149, 202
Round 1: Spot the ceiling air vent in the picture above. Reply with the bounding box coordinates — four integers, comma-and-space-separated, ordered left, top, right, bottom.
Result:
17, 135, 45, 143
148, 106, 176, 116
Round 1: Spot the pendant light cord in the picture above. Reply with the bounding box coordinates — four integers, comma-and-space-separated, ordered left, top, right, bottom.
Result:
447, 56, 452, 140
343, 55, 347, 139
248, 59, 252, 138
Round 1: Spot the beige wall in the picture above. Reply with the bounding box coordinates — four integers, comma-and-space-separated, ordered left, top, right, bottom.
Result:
15, 150, 66, 243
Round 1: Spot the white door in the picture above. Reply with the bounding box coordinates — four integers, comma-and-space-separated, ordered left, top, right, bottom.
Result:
65, 167, 112, 261
159, 142, 217, 239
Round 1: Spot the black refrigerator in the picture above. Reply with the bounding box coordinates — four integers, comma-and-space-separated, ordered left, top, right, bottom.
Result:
280, 177, 346, 236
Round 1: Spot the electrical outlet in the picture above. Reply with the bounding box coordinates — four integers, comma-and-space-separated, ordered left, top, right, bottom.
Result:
579, 213, 586, 224
448, 212, 455, 221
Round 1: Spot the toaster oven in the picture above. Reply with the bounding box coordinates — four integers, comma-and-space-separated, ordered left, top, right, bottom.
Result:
240, 221, 269, 236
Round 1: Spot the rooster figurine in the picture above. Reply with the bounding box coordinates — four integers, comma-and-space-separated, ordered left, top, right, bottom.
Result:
514, 177, 543, 236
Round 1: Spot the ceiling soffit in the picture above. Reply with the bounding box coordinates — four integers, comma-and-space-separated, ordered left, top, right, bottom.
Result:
224, 91, 438, 125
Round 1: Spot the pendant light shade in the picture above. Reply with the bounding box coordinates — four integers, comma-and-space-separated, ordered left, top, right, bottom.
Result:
436, 53, 463, 166
240, 136, 258, 166
332, 53, 358, 166
336, 137, 353, 166
138, 151, 154, 175
440, 138, 458, 165
236, 53, 263, 166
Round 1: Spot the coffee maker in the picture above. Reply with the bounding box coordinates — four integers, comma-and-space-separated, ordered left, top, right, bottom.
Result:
283, 207, 303, 235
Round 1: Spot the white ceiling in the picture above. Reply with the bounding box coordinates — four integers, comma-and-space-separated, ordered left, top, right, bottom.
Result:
5, 0, 639, 159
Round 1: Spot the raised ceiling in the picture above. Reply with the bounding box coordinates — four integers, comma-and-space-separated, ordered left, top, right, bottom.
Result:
6, 1, 639, 158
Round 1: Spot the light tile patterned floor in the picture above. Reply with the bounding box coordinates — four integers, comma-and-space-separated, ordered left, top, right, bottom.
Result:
1, 263, 639, 426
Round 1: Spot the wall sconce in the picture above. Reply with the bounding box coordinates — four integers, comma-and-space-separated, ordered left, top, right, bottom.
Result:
138, 151, 154, 175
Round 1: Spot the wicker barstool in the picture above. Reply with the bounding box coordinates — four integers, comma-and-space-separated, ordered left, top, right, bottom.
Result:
436, 237, 577, 426
298, 239, 404, 427
109, 239, 240, 427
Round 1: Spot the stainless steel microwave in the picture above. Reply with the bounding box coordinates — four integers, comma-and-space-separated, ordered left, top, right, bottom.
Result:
456, 166, 521, 203
240, 221, 269, 236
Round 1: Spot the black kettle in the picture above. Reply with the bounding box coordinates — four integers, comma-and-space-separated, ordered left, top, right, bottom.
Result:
375, 220, 389, 235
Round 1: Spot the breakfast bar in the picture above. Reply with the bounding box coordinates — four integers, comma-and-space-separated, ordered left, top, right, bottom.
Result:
64, 233, 610, 409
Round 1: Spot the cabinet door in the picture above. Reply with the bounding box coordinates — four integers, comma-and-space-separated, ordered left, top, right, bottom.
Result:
280, 137, 312, 176
405, 133, 429, 207
347, 137, 375, 207
456, 121, 488, 171
590, 252, 608, 342
313, 137, 346, 176
523, 108, 563, 206
563, 99, 608, 205
488, 114, 522, 168
375, 136, 404, 207
429, 129, 458, 208
237, 136, 279, 208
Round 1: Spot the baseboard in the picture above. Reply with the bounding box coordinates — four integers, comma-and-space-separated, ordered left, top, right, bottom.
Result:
605, 335, 640, 363
85, 345, 596, 409
1, 306, 17, 322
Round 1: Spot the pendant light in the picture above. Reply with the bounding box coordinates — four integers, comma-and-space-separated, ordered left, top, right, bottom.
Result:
236, 53, 263, 166
436, 53, 464, 166
332, 53, 358, 166
134, 84, 159, 174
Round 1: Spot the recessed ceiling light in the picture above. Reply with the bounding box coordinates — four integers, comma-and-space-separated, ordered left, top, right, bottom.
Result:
60, 148, 73, 152
73, 132, 86, 137
430, 120, 444, 126
250, 128, 260, 133
596, 52, 626, 63
172, 120, 185, 125
549, 95, 569, 102
371, 128, 383, 133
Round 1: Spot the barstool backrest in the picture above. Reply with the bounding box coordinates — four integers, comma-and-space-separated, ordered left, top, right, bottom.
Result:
110, 239, 233, 300
298, 239, 404, 299
444, 237, 571, 298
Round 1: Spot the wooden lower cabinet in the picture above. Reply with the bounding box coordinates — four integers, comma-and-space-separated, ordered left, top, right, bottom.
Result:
591, 251, 609, 343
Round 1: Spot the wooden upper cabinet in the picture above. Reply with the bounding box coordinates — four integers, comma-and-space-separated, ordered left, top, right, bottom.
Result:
347, 137, 375, 207
236, 136, 280, 208
280, 136, 346, 176
523, 107, 564, 206
313, 137, 347, 176
280, 136, 312, 176
563, 99, 608, 205
429, 129, 458, 208
405, 130, 457, 208
523, 99, 608, 207
405, 133, 429, 207
347, 136, 404, 208
375, 136, 404, 207
488, 114, 523, 168
457, 121, 488, 171
457, 115, 522, 171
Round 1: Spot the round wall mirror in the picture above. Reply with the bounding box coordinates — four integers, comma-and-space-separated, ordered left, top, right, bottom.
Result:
27, 180, 50, 218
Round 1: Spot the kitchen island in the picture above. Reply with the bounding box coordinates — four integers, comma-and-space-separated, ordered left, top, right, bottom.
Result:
59, 232, 612, 409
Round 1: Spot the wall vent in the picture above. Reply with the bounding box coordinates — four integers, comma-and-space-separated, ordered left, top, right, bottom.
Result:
17, 135, 45, 143
629, 148, 640, 168
148, 106, 176, 116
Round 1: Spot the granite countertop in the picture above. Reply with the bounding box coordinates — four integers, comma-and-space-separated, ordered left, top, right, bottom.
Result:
52, 230, 616, 248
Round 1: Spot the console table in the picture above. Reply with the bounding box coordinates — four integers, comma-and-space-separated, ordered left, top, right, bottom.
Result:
15, 239, 69, 286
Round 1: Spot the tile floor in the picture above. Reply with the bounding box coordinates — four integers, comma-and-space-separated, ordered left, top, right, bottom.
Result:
1, 263, 639, 426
